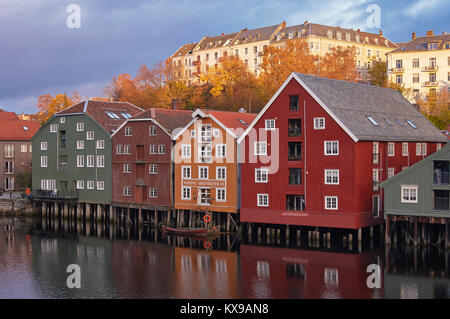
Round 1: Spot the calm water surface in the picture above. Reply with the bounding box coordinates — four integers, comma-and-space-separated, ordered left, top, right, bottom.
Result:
0, 216, 449, 299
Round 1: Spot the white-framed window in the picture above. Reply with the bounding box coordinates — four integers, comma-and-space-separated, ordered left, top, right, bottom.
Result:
29, 145, 32, 152
216, 167, 226, 180
124, 145, 131, 154
373, 142, 379, 164
314, 117, 325, 130
216, 144, 226, 158
4, 145, 14, 158
149, 145, 157, 154
41, 179, 56, 190
324, 141, 339, 155
41, 141, 48, 151
181, 145, 191, 158
216, 188, 226, 202
402, 142, 409, 156
401, 186, 418, 203
87, 181, 95, 190
87, 155, 95, 167
158, 145, 166, 154
199, 144, 212, 163
77, 140, 84, 150
97, 181, 105, 190
149, 125, 157, 136
421, 143, 427, 156
50, 124, 58, 133
190, 130, 196, 138
182, 166, 191, 179
254, 141, 267, 156
41, 156, 48, 168
182, 187, 191, 200
86, 131, 94, 140
123, 163, 131, 173
149, 188, 158, 198
97, 140, 105, 149
4, 161, 14, 174
125, 127, 132, 136
325, 196, 338, 210
116, 145, 124, 154
97, 155, 105, 168
325, 170, 339, 185
388, 142, 395, 156
265, 119, 276, 131
437, 143, 442, 151
200, 125, 212, 142
60, 117, 65, 123
213, 129, 220, 138
416, 143, 421, 156
255, 168, 268, 183
149, 164, 158, 174
388, 168, 395, 178
77, 155, 85, 167
77, 181, 85, 190
199, 166, 209, 179
257, 194, 269, 207
324, 268, 339, 286
123, 186, 131, 196
76, 122, 84, 131
373, 168, 380, 191
21, 144, 27, 152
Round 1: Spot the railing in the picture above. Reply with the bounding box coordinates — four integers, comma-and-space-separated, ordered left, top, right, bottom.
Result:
434, 197, 449, 211
433, 171, 450, 185
391, 67, 404, 73
423, 81, 438, 87
288, 127, 301, 137
288, 154, 302, 161
422, 65, 439, 72
29, 189, 79, 200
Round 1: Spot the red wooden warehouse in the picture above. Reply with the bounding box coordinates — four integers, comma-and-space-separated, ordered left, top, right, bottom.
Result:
237, 73, 447, 230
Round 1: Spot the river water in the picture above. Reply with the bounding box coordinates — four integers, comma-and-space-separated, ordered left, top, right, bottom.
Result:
0, 216, 449, 299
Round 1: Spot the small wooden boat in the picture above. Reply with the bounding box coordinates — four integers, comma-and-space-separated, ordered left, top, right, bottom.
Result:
161, 225, 219, 237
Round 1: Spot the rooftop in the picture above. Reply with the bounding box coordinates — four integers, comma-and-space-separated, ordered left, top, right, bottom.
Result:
131, 108, 193, 133
0, 120, 40, 141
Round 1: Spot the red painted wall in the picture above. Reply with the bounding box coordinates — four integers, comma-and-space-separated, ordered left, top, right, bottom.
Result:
112, 121, 173, 207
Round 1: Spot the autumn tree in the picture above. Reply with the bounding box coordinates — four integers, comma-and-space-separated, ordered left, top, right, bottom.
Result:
368, 60, 387, 87
319, 46, 358, 82
36, 92, 81, 124
415, 87, 450, 129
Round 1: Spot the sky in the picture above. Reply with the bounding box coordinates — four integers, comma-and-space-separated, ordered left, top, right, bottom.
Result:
0, 0, 449, 114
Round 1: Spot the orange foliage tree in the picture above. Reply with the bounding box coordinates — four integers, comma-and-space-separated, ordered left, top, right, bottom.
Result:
36, 92, 82, 124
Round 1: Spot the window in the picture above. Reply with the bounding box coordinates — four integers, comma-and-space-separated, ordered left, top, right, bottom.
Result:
116, 145, 124, 154
216, 144, 226, 158
290, 95, 299, 111
429, 57, 436, 67
428, 43, 438, 50
216, 188, 226, 202
413, 73, 419, 83
324, 268, 339, 286
41, 141, 48, 151
216, 167, 226, 180
125, 127, 132, 136
288, 142, 302, 161
182, 187, 191, 200
106, 111, 120, 119
124, 145, 131, 154
373, 142, 379, 164
421, 143, 427, 156
4, 145, 14, 158
60, 117, 65, 123
257, 194, 269, 207
77, 140, 84, 150
213, 129, 220, 138
4, 161, 14, 174
429, 72, 437, 82
388, 143, 395, 156
286, 195, 305, 211
325, 170, 339, 185
367, 116, 379, 126
402, 143, 409, 156
97, 155, 105, 168
50, 124, 57, 133
288, 119, 302, 136
314, 118, 325, 130
87, 155, 95, 167
123, 186, 131, 196
86, 131, 94, 140
149, 188, 158, 198
20, 144, 27, 152
41, 179, 56, 190
190, 130, 196, 138
87, 181, 95, 190
388, 168, 395, 178
254, 142, 267, 156
149, 145, 157, 154
255, 168, 268, 183
97, 140, 105, 149
396, 60, 403, 68
324, 141, 339, 155
158, 145, 166, 154
199, 145, 212, 163
123, 164, 131, 173
396, 74, 402, 84
416, 143, 421, 156
41, 156, 48, 168
77, 181, 85, 190
120, 113, 132, 119
77, 123, 84, 131
406, 120, 417, 129
265, 119, 276, 131
200, 125, 212, 142
401, 186, 418, 203
325, 196, 338, 210
199, 167, 208, 179
4, 177, 14, 191
97, 181, 105, 190
413, 58, 419, 68
437, 143, 442, 151
149, 164, 158, 174
77, 155, 84, 167
289, 168, 302, 185
149, 126, 157, 136
182, 166, 191, 179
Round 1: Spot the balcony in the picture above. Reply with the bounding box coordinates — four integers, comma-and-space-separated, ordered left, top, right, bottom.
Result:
434, 196, 449, 211
422, 65, 439, 72
390, 68, 404, 73
29, 189, 79, 200
423, 81, 439, 87
192, 60, 201, 66
136, 178, 145, 186
434, 171, 450, 185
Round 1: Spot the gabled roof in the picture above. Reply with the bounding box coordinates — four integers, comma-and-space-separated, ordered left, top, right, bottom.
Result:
0, 120, 40, 141
238, 73, 447, 144
173, 109, 257, 141
380, 143, 450, 188
0, 111, 19, 121
130, 108, 193, 132
55, 100, 143, 134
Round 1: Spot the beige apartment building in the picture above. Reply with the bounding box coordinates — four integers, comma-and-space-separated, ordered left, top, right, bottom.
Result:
386, 30, 450, 103
170, 21, 397, 84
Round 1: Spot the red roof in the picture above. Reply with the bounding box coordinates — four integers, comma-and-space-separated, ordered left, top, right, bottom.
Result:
201, 109, 257, 131
57, 100, 143, 133
0, 120, 40, 141
0, 112, 19, 121
132, 108, 193, 132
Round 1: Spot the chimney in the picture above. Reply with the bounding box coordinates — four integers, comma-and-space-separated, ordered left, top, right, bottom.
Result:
412, 32, 416, 40
357, 28, 360, 32
150, 108, 156, 118
238, 108, 247, 113
171, 99, 184, 110
426, 30, 434, 37
379, 30, 383, 36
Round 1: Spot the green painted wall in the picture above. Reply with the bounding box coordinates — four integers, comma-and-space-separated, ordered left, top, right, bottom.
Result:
381, 144, 450, 217
32, 114, 112, 203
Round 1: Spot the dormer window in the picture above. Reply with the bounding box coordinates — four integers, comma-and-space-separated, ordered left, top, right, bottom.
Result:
406, 120, 417, 129
367, 116, 379, 126
345, 33, 351, 41
327, 30, 333, 39
384, 118, 392, 126
396, 119, 405, 126
428, 42, 438, 50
